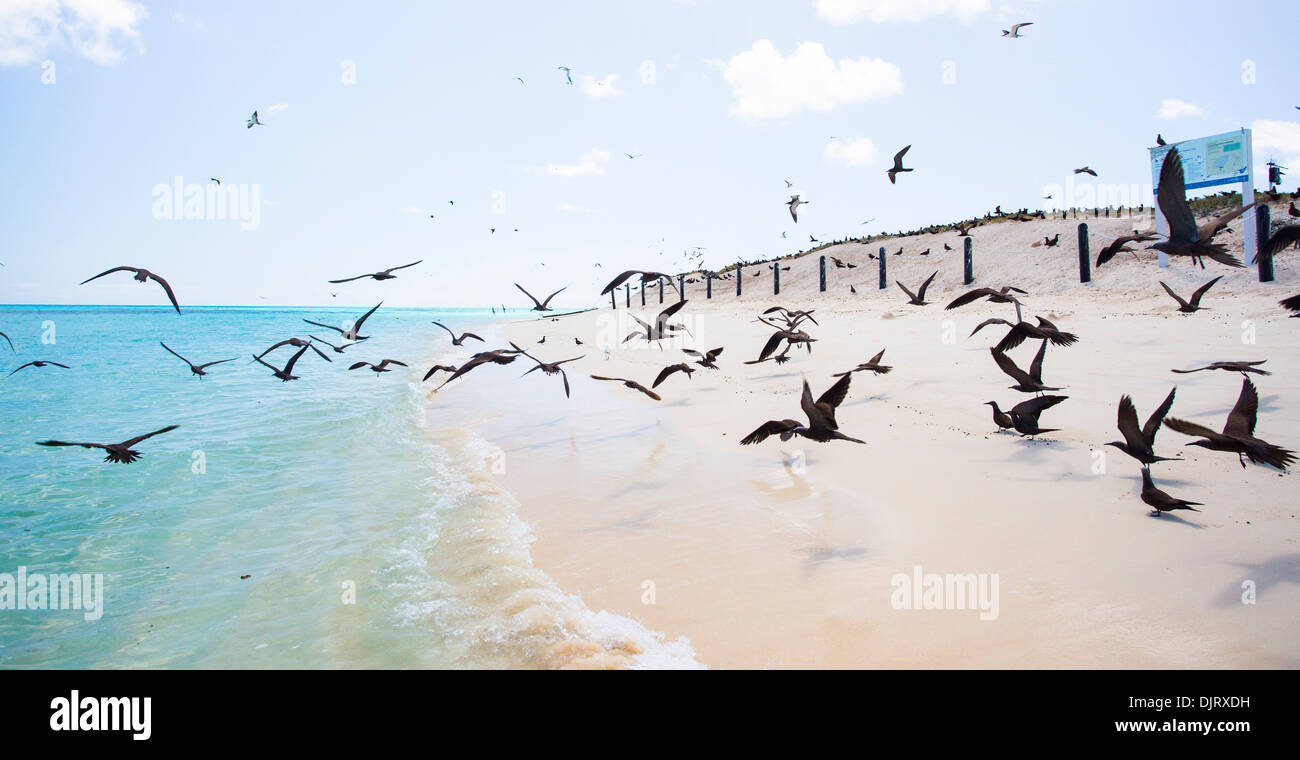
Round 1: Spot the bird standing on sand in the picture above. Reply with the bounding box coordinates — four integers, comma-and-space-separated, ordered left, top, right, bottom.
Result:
991, 342, 1060, 395
37, 425, 179, 464
887, 146, 912, 184
1171, 360, 1269, 376
515, 283, 567, 312
8, 360, 70, 377
984, 395, 1067, 437
833, 348, 892, 377
1164, 377, 1295, 470
1152, 148, 1244, 268
896, 271, 938, 306
1140, 467, 1201, 516
303, 302, 382, 342
787, 195, 806, 223
741, 375, 864, 445
1106, 390, 1179, 465
329, 261, 422, 283
80, 266, 182, 314
159, 342, 235, 378
1160, 276, 1222, 313
431, 321, 484, 346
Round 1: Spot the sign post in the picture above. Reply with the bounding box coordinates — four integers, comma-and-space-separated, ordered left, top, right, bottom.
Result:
1149, 128, 1256, 268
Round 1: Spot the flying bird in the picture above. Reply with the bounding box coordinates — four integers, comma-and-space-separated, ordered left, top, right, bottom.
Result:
682, 347, 724, 369
1106, 389, 1180, 465
970, 316, 1078, 353
589, 374, 661, 401
308, 335, 360, 354
257, 337, 332, 363
945, 286, 1027, 310
990, 342, 1061, 395
1140, 467, 1201, 516
1001, 22, 1033, 37
1258, 224, 1300, 267
1152, 148, 1244, 268
246, 111, 263, 128
431, 321, 484, 346
740, 375, 864, 445
253, 345, 312, 381
1164, 377, 1295, 470
557, 66, 573, 84
833, 348, 892, 377
787, 195, 806, 223
303, 302, 382, 342
0, 331, 12, 352
600, 270, 675, 296
624, 300, 689, 348
515, 283, 567, 312
887, 146, 912, 184
513, 343, 584, 397
651, 363, 695, 389
1160, 276, 1222, 313
745, 330, 815, 365
1095, 232, 1158, 266
1171, 360, 1269, 376
37, 424, 179, 464
348, 360, 408, 374
896, 271, 938, 306
1074, 167, 1097, 177
8, 360, 69, 377
159, 342, 235, 378
328, 261, 422, 283
79, 266, 181, 314
984, 395, 1067, 437
433, 349, 521, 389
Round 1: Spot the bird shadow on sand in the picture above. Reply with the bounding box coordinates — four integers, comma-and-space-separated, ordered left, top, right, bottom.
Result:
605, 479, 668, 500
842, 392, 890, 407
797, 544, 869, 578
1209, 553, 1300, 608
662, 397, 693, 408
1117, 471, 1200, 488
586, 505, 668, 533
1143, 511, 1206, 529
1198, 393, 1283, 419
748, 372, 803, 381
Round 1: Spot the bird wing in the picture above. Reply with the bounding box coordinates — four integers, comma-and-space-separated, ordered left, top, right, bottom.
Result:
282, 345, 311, 375
1012, 395, 1066, 421
352, 302, 383, 332
1028, 339, 1049, 383
916, 271, 939, 301
1156, 148, 1197, 243
79, 266, 138, 285
461, 332, 484, 343
8, 362, 36, 376
601, 271, 637, 295
1116, 395, 1149, 452
969, 318, 1011, 338
740, 420, 799, 445
389, 260, 422, 272
196, 358, 236, 370
328, 274, 369, 284
119, 425, 180, 448
302, 319, 343, 335
1143, 387, 1177, 445
251, 354, 279, 372
159, 342, 192, 367
991, 348, 1033, 386
892, 145, 910, 169
895, 280, 918, 302
515, 283, 543, 308
0, 331, 12, 352
754, 332, 787, 362
629, 381, 661, 400
655, 299, 687, 333
867, 348, 886, 366
540, 286, 568, 308
37, 439, 106, 450
431, 321, 455, 338
1261, 225, 1300, 264
1159, 281, 1190, 309
1163, 417, 1222, 440
651, 365, 681, 388
1188, 275, 1223, 307
348, 362, 369, 370
706, 347, 724, 360
1223, 377, 1259, 437
145, 272, 182, 314
945, 289, 994, 310
306, 342, 333, 362
815, 373, 852, 413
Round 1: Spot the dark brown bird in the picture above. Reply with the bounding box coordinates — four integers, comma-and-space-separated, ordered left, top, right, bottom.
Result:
896, 271, 938, 306
683, 347, 724, 369
652, 363, 695, 388
945, 286, 1027, 310
0, 331, 13, 352
79, 266, 182, 313
741, 374, 864, 445
513, 343, 583, 397
1156, 134, 1167, 146
1163, 377, 1295, 470
1279, 293, 1300, 317
159, 342, 235, 378
760, 306, 818, 330
515, 283, 567, 312
1171, 360, 1269, 376
600, 270, 675, 296
745, 330, 816, 365
886, 145, 912, 184
1074, 167, 1097, 177
984, 395, 1067, 437
624, 300, 689, 348
308, 335, 360, 354
1140, 466, 1201, 516
1196, 203, 1257, 245
434, 348, 521, 389
422, 364, 458, 381
1151, 148, 1244, 268
1106, 389, 1179, 464
1257, 224, 1300, 267
37, 424, 179, 464
954, 222, 979, 237
970, 316, 1078, 353
1160, 276, 1221, 313
8, 360, 70, 377
257, 337, 332, 363
304, 302, 382, 342
590, 374, 661, 400
990, 342, 1060, 395
253, 345, 312, 381
329, 260, 421, 283
432, 321, 484, 346
1095, 232, 1157, 266
1290, 202, 1300, 218
833, 348, 892, 377
348, 359, 408, 373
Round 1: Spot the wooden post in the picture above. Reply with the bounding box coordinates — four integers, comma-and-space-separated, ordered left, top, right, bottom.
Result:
819, 255, 826, 292
773, 262, 780, 295
1077, 223, 1091, 284
963, 237, 974, 285
640, 281, 646, 307
707, 272, 713, 299
1257, 204, 1274, 282
678, 274, 685, 302
737, 266, 742, 296
659, 278, 664, 304
624, 283, 630, 307
610, 289, 616, 309
878, 246, 887, 289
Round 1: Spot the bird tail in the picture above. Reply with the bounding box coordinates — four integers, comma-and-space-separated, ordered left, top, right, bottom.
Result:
1246, 441, 1296, 471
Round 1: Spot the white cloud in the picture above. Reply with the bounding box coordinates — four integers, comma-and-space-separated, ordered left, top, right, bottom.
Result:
581, 73, 624, 98
265, 103, 289, 113
723, 40, 902, 122
814, 0, 991, 24
1252, 119, 1300, 165
548, 148, 611, 177
0, 0, 148, 66
825, 137, 878, 166
1155, 98, 1206, 120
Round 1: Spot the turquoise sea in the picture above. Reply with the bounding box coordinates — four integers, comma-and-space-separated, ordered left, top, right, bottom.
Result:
0, 305, 698, 669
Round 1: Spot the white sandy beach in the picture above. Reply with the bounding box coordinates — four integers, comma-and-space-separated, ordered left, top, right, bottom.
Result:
424, 205, 1300, 669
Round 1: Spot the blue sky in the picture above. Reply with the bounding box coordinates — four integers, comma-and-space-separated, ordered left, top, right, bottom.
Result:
1, 0, 1297, 308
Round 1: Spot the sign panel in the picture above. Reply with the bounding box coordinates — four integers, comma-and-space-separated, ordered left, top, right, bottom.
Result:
1149, 129, 1250, 191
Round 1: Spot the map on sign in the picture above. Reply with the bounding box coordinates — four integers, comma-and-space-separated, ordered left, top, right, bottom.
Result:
1150, 129, 1249, 191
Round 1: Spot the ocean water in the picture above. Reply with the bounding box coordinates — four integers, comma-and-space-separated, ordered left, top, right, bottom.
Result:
0, 305, 699, 669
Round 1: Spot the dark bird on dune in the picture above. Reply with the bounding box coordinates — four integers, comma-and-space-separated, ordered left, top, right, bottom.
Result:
309, 335, 360, 354
304, 302, 382, 342
746, 330, 816, 365
1106, 389, 1179, 464
741, 374, 864, 445
1140, 467, 1201, 516
625, 300, 689, 348
257, 337, 332, 363
1257, 224, 1300, 267
515, 283, 567, 312
1152, 148, 1244, 268
432, 321, 484, 346
1156, 134, 1167, 146
575, 337, 583, 345
833, 348, 892, 377
651, 362, 695, 389
537, 336, 546, 344
1043, 234, 1060, 247
0, 331, 12, 352
896, 271, 938, 306
8, 360, 70, 377
37, 424, 179, 464
954, 222, 979, 237
1160, 276, 1221, 313
600, 270, 676, 296
159, 342, 235, 378
991, 342, 1060, 395
971, 316, 1078, 353
348, 359, 408, 374
683, 347, 724, 369
1074, 167, 1097, 177
422, 364, 458, 381
1171, 360, 1269, 376
590, 374, 661, 400
1001, 22, 1032, 37
1095, 232, 1158, 266
1164, 377, 1295, 470
1280, 293, 1300, 317
433, 348, 521, 389
513, 343, 583, 397
328, 260, 422, 283
945, 285, 1027, 310
253, 345, 312, 381
887, 146, 912, 184
984, 395, 1067, 437
787, 195, 806, 223
760, 306, 818, 330
1289, 202, 1300, 217
80, 266, 181, 314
